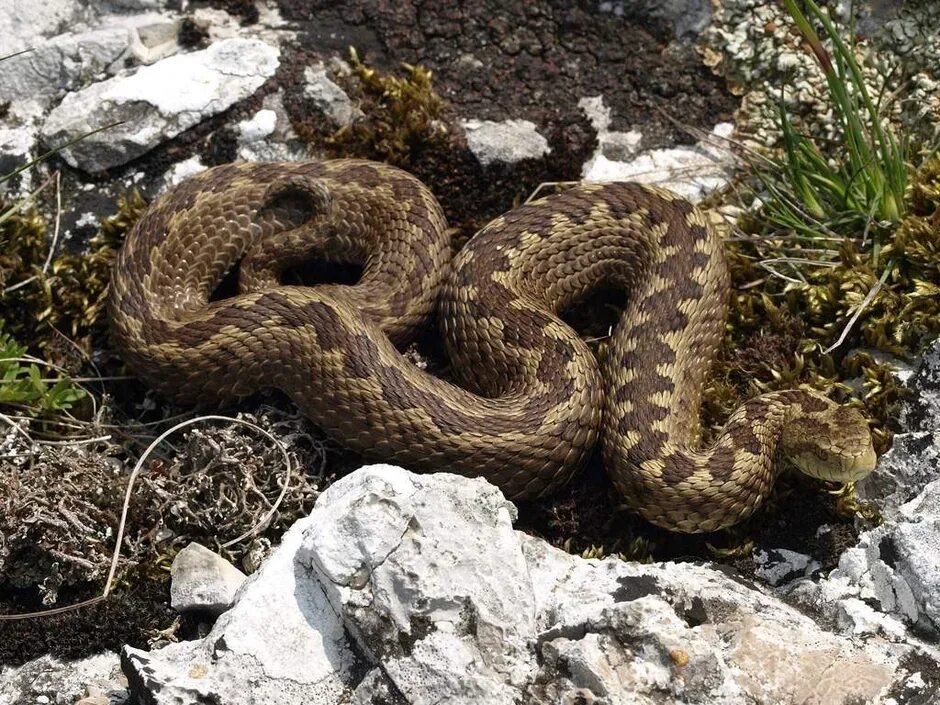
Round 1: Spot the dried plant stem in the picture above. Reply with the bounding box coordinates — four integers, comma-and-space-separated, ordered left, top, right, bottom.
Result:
0, 415, 293, 621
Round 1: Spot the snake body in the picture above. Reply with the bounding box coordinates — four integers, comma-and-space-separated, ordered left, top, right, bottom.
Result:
108, 159, 876, 533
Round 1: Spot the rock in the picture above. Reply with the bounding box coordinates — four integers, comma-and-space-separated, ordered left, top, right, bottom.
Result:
598, 0, 713, 40
234, 94, 306, 162
170, 542, 247, 616
236, 109, 278, 144
107, 0, 169, 9
462, 118, 551, 166
303, 64, 358, 128
124, 15, 183, 65
753, 547, 819, 587
0, 0, 95, 54
579, 95, 643, 161
856, 339, 940, 517
825, 477, 940, 639
0, 14, 182, 106
1, 28, 131, 106
901, 339, 940, 433
856, 431, 940, 518
582, 121, 735, 202
40, 37, 280, 172
0, 652, 128, 705
122, 496, 359, 704
162, 155, 207, 189
303, 466, 533, 704
0, 124, 36, 188
122, 465, 939, 705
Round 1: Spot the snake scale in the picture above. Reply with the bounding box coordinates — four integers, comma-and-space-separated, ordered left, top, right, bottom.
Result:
108, 159, 877, 533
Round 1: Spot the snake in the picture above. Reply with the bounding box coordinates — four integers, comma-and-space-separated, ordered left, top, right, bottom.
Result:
107, 159, 877, 533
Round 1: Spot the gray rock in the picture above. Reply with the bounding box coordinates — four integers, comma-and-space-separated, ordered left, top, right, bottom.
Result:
0, 0, 96, 54
579, 95, 643, 161
105, 0, 171, 9
303, 64, 358, 128
235, 94, 307, 163
161, 155, 207, 189
856, 431, 940, 518
753, 547, 820, 587
123, 513, 360, 704
40, 37, 280, 172
0, 13, 181, 106
901, 339, 940, 433
0, 123, 36, 194
855, 337, 940, 516
578, 94, 733, 202
0, 652, 128, 705
598, 0, 712, 39
170, 542, 247, 616
828, 477, 940, 638
0, 27, 132, 106
122, 465, 938, 705
462, 118, 551, 166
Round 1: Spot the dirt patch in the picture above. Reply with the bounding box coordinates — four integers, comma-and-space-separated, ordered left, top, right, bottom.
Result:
0, 573, 178, 666
277, 0, 736, 150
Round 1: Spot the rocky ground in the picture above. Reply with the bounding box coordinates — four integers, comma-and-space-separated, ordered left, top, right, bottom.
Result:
1, 0, 939, 703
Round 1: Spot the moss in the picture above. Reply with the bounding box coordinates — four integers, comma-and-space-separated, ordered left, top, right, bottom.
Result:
0, 190, 147, 369
704, 156, 940, 457
318, 47, 450, 168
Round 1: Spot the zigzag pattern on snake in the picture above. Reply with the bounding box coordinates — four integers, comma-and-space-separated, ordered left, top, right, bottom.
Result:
108, 159, 876, 533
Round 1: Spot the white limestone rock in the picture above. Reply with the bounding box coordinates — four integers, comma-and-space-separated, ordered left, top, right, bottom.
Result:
122, 465, 938, 705
856, 431, 940, 518
0, 0, 96, 54
753, 547, 820, 587
1, 28, 130, 106
856, 340, 940, 515
582, 121, 734, 203
303, 64, 358, 128
900, 339, 940, 433
170, 542, 247, 616
0, 652, 128, 705
0, 15, 182, 107
522, 535, 926, 704
162, 155, 207, 190
123, 500, 360, 704
40, 37, 280, 172
299, 466, 535, 704
462, 118, 551, 166
579, 95, 643, 161
827, 478, 940, 638
235, 95, 306, 162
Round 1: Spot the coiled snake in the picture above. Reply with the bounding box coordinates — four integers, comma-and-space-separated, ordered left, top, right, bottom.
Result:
108, 159, 876, 533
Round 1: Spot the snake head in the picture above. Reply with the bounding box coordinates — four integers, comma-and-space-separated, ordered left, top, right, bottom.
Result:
781, 399, 877, 482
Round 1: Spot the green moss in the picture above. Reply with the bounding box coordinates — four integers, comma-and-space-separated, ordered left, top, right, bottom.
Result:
705, 156, 940, 457
324, 47, 450, 167
0, 190, 147, 368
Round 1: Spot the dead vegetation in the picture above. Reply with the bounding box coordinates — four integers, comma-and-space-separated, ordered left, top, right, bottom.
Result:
0, 408, 327, 610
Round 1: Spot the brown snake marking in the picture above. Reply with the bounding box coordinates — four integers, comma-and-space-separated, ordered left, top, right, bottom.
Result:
108, 159, 877, 533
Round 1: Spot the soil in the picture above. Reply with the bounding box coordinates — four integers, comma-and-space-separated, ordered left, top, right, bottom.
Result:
0, 574, 185, 666
277, 0, 736, 150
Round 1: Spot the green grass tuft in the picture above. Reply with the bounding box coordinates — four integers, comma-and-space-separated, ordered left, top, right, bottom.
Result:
755, 0, 909, 255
